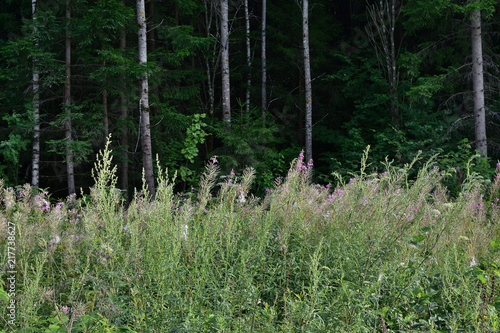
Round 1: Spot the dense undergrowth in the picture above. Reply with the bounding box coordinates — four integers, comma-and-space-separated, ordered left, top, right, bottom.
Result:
1, 144, 500, 332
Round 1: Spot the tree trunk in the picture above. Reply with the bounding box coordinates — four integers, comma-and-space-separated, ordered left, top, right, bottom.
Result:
471, 9, 487, 158
203, 0, 217, 118
367, 0, 400, 129
120, 24, 129, 194
65, 0, 75, 195
245, 0, 251, 114
32, 0, 40, 188
261, 0, 267, 126
103, 88, 108, 139
137, 0, 156, 198
102, 51, 109, 139
302, 0, 313, 164
220, 0, 231, 126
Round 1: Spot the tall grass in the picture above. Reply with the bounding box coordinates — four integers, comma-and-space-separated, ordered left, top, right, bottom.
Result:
1, 145, 499, 332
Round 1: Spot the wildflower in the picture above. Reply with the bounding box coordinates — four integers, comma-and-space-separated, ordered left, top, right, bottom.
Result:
443, 203, 454, 210
49, 235, 61, 245
237, 192, 246, 204
429, 209, 441, 217
470, 256, 479, 267
180, 224, 188, 241
101, 243, 114, 254
61, 306, 70, 314
230, 170, 235, 176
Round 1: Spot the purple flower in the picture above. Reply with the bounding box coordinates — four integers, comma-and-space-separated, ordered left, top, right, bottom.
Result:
298, 151, 304, 161
61, 306, 70, 314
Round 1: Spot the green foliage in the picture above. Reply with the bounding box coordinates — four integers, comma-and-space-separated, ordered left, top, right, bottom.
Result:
181, 113, 208, 163
437, 138, 494, 197
2, 146, 500, 331
211, 104, 295, 195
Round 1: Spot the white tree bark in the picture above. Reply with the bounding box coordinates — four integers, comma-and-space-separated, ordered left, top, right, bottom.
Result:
302, 0, 313, 164
261, 0, 267, 125
245, 0, 251, 114
367, 0, 400, 128
221, 0, 231, 126
137, 0, 156, 197
65, 0, 75, 195
120, 23, 128, 194
102, 54, 109, 139
32, 0, 40, 188
203, 0, 218, 118
471, 9, 487, 158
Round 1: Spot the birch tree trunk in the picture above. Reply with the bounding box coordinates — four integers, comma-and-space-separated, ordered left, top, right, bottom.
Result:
367, 0, 400, 128
137, 0, 156, 198
120, 24, 129, 194
221, 0, 231, 126
245, 0, 251, 114
32, 0, 40, 188
261, 0, 267, 126
203, 0, 218, 118
65, 0, 75, 195
102, 53, 109, 139
471, 9, 487, 158
302, 0, 313, 164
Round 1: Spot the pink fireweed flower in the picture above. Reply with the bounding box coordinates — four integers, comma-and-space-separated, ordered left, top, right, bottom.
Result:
298, 151, 304, 161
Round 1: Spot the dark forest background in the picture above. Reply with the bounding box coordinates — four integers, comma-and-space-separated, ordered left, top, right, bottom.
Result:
2, 0, 500, 199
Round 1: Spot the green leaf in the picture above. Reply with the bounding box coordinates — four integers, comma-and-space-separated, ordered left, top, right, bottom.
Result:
412, 234, 426, 243
420, 226, 432, 233
0, 287, 9, 303
477, 274, 486, 284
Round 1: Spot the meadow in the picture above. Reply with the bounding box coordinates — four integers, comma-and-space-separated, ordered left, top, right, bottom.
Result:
1, 145, 499, 332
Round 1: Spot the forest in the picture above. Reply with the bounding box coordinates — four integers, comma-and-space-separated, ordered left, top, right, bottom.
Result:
1, 0, 500, 332
1, 0, 500, 197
